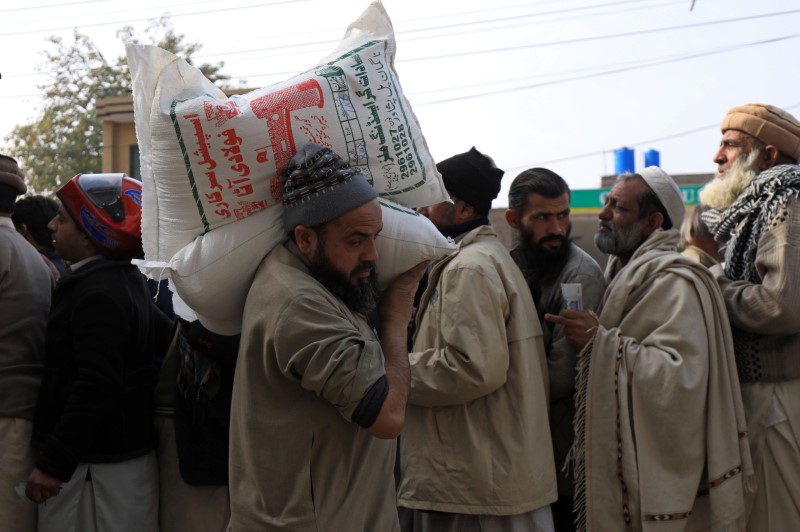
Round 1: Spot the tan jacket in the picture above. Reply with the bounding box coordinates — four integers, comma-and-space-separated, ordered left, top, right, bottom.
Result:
398, 225, 557, 515
228, 242, 398, 532
712, 194, 800, 382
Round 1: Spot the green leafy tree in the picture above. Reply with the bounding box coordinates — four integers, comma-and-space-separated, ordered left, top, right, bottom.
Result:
4, 16, 229, 194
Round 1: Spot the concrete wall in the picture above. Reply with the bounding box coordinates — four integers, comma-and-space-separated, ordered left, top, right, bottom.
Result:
97, 96, 137, 175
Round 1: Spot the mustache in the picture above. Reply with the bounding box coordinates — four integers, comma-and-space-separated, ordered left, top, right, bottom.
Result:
598, 220, 613, 231
352, 262, 376, 276
539, 234, 568, 244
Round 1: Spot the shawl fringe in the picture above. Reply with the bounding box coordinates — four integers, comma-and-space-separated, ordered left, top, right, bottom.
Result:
569, 231, 752, 532
567, 331, 596, 532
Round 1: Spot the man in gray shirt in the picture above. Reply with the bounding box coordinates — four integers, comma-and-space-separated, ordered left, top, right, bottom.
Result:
505, 168, 605, 532
0, 155, 52, 532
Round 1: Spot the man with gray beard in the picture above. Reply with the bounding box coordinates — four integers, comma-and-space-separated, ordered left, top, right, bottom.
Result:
546, 167, 750, 531
699, 103, 800, 531
228, 143, 427, 532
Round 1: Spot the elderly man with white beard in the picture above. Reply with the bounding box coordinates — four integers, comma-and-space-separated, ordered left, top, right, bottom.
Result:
547, 167, 750, 532
699, 103, 800, 531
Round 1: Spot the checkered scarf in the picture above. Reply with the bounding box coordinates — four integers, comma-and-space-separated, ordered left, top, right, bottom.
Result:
702, 164, 800, 284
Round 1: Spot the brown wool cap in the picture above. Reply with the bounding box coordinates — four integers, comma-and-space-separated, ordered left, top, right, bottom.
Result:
0, 154, 27, 195
721, 104, 800, 163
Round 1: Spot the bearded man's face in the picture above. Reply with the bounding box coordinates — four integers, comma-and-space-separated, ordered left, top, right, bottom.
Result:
712, 130, 757, 176
700, 130, 762, 209
510, 192, 572, 276
594, 178, 650, 259
305, 199, 381, 314
309, 235, 379, 314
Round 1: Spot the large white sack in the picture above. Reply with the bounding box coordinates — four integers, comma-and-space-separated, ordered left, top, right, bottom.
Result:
134, 207, 284, 335
135, 198, 454, 335
128, 1, 452, 335
127, 0, 447, 265
374, 198, 454, 292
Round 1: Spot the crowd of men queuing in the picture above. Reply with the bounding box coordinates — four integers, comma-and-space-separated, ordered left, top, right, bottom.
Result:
1, 102, 798, 532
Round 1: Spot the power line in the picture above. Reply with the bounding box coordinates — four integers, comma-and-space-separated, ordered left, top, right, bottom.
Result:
0, 0, 312, 37
8, 0, 244, 26
408, 45, 724, 97
225, 32, 696, 84
1, 0, 685, 79
205, 5, 799, 78
391, 0, 685, 41
195, 3, 787, 81
192, 0, 683, 62
397, 0, 663, 34
0, 0, 669, 39
4, 30, 796, 102
155, 0, 679, 61
510, 103, 800, 169
404, 8, 800, 62
0, 0, 115, 13
413, 33, 800, 106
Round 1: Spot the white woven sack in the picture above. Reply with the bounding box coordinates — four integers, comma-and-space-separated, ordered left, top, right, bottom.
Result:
375, 198, 454, 292
127, 0, 446, 265
128, 1, 451, 335
136, 198, 453, 335
134, 207, 285, 335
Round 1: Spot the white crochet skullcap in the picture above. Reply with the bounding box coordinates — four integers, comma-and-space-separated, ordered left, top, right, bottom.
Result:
638, 166, 684, 228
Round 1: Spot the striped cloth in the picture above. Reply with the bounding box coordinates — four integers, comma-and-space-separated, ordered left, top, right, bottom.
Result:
702, 164, 800, 284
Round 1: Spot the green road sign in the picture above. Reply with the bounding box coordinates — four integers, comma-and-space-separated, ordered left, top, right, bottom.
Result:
571, 185, 704, 212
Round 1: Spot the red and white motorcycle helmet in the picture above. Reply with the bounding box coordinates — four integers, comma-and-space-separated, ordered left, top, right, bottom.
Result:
56, 173, 144, 259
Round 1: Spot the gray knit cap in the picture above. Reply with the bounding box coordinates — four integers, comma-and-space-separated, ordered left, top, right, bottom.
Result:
282, 143, 378, 230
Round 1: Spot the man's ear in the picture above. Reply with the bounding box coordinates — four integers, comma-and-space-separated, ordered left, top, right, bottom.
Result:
78, 230, 100, 255
453, 199, 476, 224
642, 211, 665, 237
504, 208, 519, 229
294, 225, 318, 261
760, 145, 781, 170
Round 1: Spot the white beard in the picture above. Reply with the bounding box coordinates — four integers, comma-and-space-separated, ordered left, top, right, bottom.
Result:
699, 150, 760, 209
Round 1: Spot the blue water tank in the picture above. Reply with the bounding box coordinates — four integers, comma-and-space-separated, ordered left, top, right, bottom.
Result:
614, 147, 635, 174
644, 149, 660, 168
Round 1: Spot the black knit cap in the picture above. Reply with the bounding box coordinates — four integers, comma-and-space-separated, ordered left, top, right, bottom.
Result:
436, 147, 504, 215
282, 143, 378, 230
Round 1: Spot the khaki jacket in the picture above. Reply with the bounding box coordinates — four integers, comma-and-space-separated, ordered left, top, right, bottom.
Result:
228, 242, 398, 532
398, 225, 557, 515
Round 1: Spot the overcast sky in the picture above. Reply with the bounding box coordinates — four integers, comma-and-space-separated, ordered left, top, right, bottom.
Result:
2, 0, 799, 207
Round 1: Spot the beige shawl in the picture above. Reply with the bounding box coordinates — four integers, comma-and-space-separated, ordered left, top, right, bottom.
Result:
571, 230, 752, 532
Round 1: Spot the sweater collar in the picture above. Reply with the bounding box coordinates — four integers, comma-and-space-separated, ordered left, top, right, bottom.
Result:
436, 216, 490, 240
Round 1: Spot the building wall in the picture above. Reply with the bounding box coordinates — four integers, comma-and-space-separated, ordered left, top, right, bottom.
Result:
97, 96, 137, 176
101, 120, 138, 175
